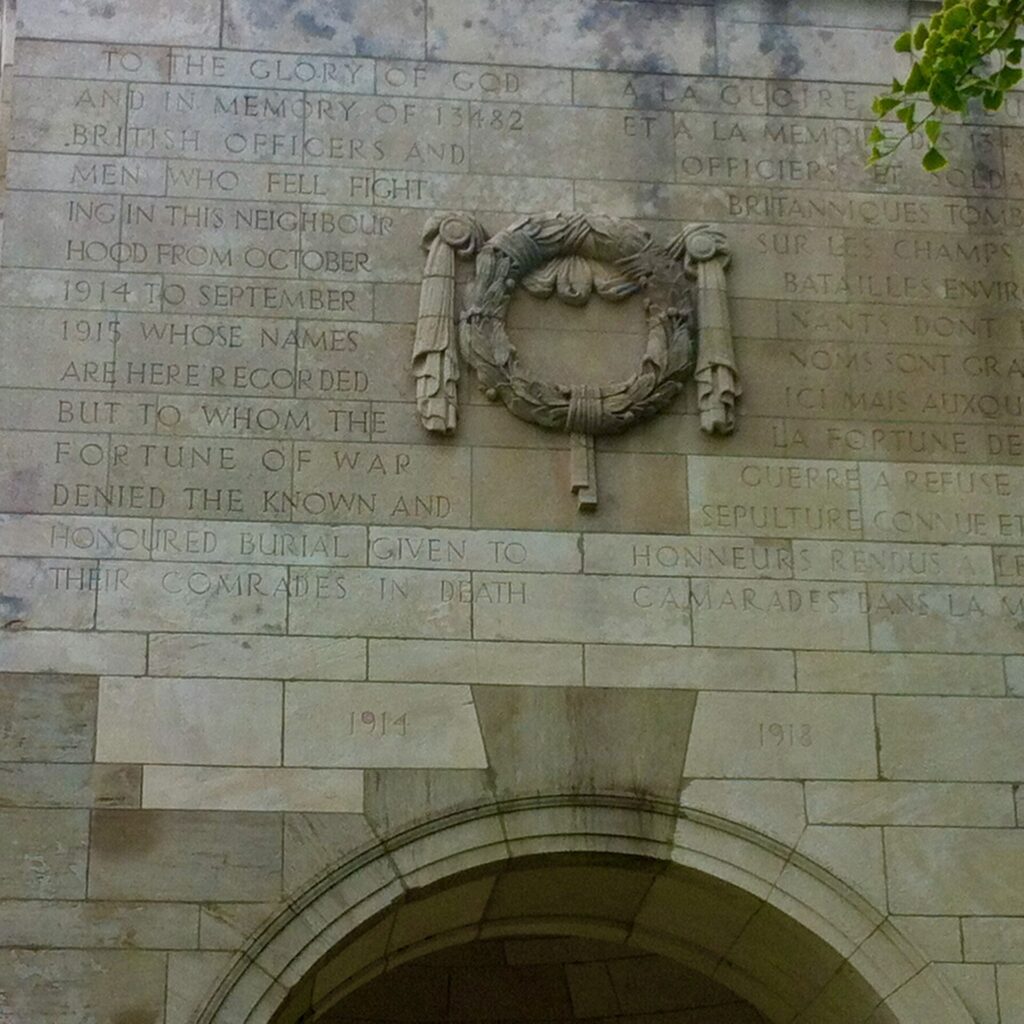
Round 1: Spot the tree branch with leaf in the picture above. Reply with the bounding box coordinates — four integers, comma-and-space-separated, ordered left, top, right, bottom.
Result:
870, 0, 1024, 171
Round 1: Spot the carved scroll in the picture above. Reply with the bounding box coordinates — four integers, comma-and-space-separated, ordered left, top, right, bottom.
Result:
677, 224, 741, 435
413, 213, 485, 433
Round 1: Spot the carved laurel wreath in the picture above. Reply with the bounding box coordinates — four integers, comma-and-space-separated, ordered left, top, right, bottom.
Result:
412, 211, 740, 509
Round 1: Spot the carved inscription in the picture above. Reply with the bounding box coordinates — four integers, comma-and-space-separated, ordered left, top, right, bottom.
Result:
5, 37, 1024, 689
759, 723, 813, 748
283, 682, 487, 768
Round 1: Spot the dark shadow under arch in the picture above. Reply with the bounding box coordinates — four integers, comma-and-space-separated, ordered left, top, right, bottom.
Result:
322, 931, 770, 1024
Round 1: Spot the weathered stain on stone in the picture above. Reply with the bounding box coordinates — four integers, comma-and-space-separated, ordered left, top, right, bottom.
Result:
577, 4, 672, 73
246, 0, 300, 31
756, 21, 805, 77
0, 674, 98, 762
294, 11, 337, 38
90, 811, 164, 856
0, 593, 26, 609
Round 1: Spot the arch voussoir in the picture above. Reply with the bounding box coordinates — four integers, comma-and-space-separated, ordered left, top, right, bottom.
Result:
197, 797, 975, 1024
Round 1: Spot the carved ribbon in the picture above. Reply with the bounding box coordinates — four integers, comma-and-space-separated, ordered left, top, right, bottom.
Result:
413, 213, 485, 433
676, 224, 741, 435
566, 385, 603, 509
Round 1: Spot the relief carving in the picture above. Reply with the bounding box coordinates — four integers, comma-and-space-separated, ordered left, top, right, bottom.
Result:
413, 211, 740, 509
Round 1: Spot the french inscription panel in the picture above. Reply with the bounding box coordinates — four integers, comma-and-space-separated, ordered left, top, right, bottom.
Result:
733, 337, 1024, 426
603, 410, 1024, 468
583, 532, 794, 580
687, 456, 864, 540
577, 178, 1024, 235
4, 29, 1024, 784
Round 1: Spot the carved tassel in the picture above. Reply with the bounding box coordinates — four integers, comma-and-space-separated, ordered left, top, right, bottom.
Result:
413, 213, 486, 434
679, 226, 741, 436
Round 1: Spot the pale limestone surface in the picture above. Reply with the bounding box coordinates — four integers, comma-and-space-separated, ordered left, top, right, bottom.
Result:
887, 828, 1024, 915
95, 676, 283, 765
142, 765, 364, 812
877, 697, 1024, 781
584, 644, 795, 690
1004, 969, 1024, 1024
796, 650, 1005, 695
0, 2, 1022, 1024
149, 632, 367, 679
964, 919, 1024, 964
805, 781, 1017, 827
0, 629, 146, 674
369, 638, 583, 686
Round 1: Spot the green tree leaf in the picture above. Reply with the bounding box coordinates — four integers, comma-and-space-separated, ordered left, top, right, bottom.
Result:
943, 4, 972, 30
997, 64, 1023, 87
905, 61, 928, 91
873, 3, 1024, 171
927, 70, 958, 107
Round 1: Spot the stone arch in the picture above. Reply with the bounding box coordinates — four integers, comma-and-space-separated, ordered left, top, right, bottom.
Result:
195, 796, 976, 1024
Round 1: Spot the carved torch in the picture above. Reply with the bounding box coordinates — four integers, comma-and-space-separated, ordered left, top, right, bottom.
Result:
675, 224, 741, 435
412, 212, 486, 434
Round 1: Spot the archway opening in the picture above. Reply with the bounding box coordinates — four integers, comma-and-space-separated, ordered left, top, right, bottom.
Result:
200, 800, 973, 1024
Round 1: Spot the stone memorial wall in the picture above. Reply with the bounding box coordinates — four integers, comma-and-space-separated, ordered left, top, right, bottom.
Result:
0, 1, 1022, 1023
